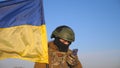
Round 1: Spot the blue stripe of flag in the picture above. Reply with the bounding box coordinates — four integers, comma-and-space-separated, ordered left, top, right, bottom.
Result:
0, 0, 45, 28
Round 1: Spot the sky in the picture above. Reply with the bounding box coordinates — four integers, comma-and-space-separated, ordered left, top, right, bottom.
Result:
44, 0, 120, 68
0, 0, 120, 68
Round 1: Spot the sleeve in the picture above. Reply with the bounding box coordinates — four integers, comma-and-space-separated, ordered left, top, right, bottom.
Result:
34, 62, 47, 68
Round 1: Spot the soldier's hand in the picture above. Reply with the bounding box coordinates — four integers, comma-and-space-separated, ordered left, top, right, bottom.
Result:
66, 54, 78, 66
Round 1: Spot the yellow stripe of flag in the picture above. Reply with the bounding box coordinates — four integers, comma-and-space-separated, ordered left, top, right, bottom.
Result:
0, 0, 48, 63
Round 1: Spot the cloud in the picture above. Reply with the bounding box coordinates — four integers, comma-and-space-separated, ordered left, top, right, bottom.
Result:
78, 50, 120, 68
0, 59, 34, 68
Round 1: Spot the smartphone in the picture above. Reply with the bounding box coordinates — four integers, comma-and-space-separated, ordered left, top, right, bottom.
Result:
72, 49, 78, 56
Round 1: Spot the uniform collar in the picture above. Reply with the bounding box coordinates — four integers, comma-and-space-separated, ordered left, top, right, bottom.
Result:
48, 41, 59, 51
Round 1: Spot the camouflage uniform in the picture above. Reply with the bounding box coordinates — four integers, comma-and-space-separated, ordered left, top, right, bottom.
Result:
34, 25, 82, 68
34, 41, 82, 68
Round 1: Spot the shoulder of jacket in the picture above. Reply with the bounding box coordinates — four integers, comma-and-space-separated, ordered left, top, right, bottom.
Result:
48, 41, 59, 51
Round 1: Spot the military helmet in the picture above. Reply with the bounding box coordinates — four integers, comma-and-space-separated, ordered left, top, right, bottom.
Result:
51, 25, 75, 42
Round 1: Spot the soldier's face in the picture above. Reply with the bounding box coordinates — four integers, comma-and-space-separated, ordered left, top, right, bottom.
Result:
59, 39, 70, 45
54, 37, 71, 52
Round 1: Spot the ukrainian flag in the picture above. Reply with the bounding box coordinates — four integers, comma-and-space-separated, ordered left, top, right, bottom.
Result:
0, 0, 48, 63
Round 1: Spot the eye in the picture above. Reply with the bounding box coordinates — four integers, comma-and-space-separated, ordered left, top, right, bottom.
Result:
59, 39, 70, 45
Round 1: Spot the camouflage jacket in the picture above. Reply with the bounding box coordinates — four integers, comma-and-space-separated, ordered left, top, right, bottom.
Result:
34, 41, 82, 68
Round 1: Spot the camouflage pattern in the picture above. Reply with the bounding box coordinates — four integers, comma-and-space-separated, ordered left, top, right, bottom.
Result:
34, 41, 82, 68
49, 48, 69, 68
51, 25, 75, 42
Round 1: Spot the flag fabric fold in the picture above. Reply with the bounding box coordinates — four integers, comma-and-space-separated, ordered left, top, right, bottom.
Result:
0, 0, 48, 63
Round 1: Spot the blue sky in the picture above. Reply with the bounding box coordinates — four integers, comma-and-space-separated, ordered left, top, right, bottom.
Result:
44, 0, 120, 68
0, 0, 120, 68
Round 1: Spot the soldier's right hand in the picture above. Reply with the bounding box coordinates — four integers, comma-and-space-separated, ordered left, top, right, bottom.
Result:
66, 54, 79, 66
